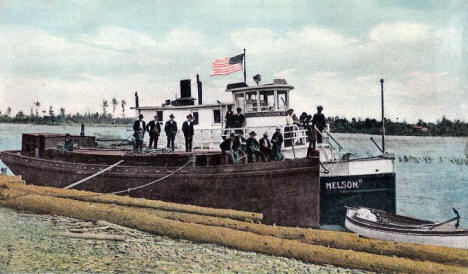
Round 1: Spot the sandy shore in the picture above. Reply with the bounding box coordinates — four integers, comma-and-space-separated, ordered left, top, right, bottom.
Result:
0, 206, 367, 273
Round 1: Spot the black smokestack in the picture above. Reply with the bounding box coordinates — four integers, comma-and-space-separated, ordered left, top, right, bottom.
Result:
197, 74, 202, 105
180, 79, 191, 98
134, 92, 139, 108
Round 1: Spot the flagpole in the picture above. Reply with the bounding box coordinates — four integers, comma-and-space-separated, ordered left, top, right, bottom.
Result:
243, 48, 246, 83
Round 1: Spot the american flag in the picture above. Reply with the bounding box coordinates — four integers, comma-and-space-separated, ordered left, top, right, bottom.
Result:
210, 54, 244, 76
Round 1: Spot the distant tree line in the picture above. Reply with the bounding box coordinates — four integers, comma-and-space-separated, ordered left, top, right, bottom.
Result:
329, 116, 468, 137
1, 100, 467, 136
0, 98, 133, 125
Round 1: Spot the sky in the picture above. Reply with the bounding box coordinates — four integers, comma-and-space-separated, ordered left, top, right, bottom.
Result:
0, 0, 466, 122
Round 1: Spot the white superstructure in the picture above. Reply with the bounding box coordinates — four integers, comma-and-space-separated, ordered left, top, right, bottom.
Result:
131, 77, 394, 177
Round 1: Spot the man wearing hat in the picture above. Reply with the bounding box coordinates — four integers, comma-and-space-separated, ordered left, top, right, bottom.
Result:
145, 114, 161, 149
164, 114, 177, 151
133, 114, 146, 148
233, 107, 246, 131
312, 106, 326, 143
284, 108, 294, 147
271, 127, 284, 161
246, 131, 265, 162
259, 132, 272, 161
220, 133, 240, 164
225, 105, 234, 128
182, 114, 195, 152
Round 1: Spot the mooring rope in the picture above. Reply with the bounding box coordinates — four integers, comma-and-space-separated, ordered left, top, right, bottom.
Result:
319, 161, 330, 174
63, 160, 125, 189
0, 160, 192, 201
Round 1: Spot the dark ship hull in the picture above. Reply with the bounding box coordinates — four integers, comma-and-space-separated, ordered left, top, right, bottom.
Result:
0, 133, 321, 228
320, 173, 396, 225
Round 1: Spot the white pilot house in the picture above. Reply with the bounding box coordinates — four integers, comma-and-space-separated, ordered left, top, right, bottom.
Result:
131, 76, 305, 154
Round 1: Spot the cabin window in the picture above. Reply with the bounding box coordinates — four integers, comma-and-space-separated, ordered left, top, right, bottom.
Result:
192, 111, 199, 125
213, 109, 221, 124
277, 90, 288, 111
234, 93, 245, 112
245, 91, 258, 113
259, 90, 275, 111
156, 111, 163, 124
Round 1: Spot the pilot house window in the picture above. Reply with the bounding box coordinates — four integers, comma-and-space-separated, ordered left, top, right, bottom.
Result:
259, 90, 275, 111
245, 91, 258, 113
277, 90, 288, 111
234, 93, 245, 112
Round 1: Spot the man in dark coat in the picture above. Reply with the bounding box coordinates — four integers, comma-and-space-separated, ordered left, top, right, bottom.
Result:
182, 114, 195, 152
145, 114, 161, 149
259, 132, 272, 161
312, 105, 326, 143
246, 131, 265, 162
299, 112, 308, 128
164, 114, 177, 151
133, 114, 146, 137
220, 133, 240, 164
225, 105, 234, 128
133, 114, 146, 150
237, 131, 247, 152
233, 107, 246, 131
64, 133, 74, 152
271, 127, 284, 161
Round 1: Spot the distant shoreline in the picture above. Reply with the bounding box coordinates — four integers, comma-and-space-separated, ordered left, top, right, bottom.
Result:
0, 121, 466, 137
0, 122, 129, 127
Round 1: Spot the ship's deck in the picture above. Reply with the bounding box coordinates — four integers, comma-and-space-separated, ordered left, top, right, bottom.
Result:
68, 149, 221, 157
40, 148, 225, 166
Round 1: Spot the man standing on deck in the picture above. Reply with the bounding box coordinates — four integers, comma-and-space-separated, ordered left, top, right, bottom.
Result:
164, 114, 177, 151
182, 114, 195, 152
233, 108, 246, 133
225, 105, 234, 128
146, 114, 161, 149
284, 108, 294, 147
271, 127, 284, 161
312, 106, 326, 143
133, 114, 146, 150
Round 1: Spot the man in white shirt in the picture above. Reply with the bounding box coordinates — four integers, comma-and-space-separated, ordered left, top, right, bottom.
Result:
285, 108, 294, 147
286, 108, 294, 125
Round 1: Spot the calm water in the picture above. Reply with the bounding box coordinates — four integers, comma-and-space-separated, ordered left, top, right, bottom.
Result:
1, 123, 467, 226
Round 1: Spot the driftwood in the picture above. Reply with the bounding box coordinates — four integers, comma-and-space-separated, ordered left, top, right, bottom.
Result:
55, 232, 126, 241
69, 226, 110, 233
96, 220, 141, 236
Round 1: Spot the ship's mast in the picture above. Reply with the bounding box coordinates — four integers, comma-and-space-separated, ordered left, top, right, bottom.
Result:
380, 79, 385, 154
243, 48, 246, 83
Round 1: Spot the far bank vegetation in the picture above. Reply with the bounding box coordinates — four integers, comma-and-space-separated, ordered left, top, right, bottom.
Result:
0, 100, 467, 136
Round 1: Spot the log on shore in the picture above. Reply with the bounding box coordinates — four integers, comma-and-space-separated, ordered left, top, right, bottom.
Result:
0, 183, 465, 273
1, 177, 261, 223
2, 178, 468, 268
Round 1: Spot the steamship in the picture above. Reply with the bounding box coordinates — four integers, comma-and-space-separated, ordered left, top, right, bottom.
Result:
131, 75, 396, 225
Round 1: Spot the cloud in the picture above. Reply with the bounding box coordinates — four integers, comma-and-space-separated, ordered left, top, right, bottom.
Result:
78, 26, 157, 51
369, 23, 431, 42
0, 20, 466, 122
0, 24, 211, 80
